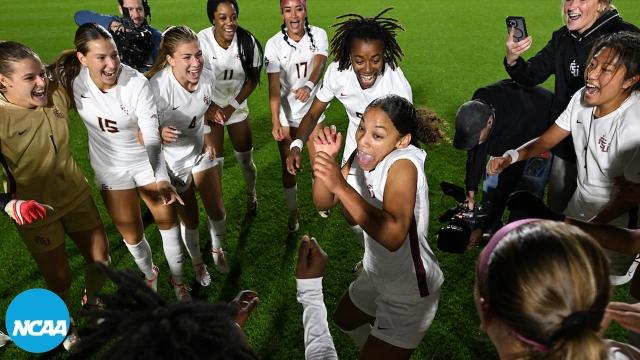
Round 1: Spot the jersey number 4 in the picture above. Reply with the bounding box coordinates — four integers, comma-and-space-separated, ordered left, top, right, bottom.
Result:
295, 62, 308, 79
97, 117, 120, 133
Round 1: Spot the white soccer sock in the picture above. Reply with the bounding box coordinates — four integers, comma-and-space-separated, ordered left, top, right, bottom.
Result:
234, 148, 257, 195
84, 259, 109, 306
215, 157, 225, 177
160, 225, 184, 283
341, 323, 372, 349
630, 296, 640, 347
283, 185, 298, 212
125, 237, 155, 279
350, 225, 365, 247
181, 223, 203, 264
208, 216, 226, 250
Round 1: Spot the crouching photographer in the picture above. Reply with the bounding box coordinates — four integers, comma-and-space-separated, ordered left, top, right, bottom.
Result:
444, 79, 553, 250
74, 0, 161, 72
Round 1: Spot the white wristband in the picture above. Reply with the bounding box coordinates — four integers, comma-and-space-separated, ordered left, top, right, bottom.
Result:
203, 125, 211, 134
229, 98, 241, 110
290, 139, 304, 151
503, 149, 519, 164
304, 80, 315, 90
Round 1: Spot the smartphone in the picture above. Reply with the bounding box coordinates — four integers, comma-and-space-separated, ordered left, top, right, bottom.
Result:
506, 16, 528, 42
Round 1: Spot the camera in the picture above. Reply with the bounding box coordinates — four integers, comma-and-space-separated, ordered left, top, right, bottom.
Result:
436, 182, 487, 253
110, 15, 154, 71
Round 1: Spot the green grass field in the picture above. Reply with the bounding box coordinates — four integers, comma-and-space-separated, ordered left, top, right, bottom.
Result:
1, 0, 640, 358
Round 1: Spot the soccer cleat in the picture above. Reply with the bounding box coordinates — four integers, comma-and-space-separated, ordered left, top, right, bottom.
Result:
171, 277, 192, 301
211, 248, 230, 274
80, 289, 106, 327
146, 265, 160, 292
288, 210, 299, 233
247, 193, 258, 216
193, 262, 212, 287
62, 318, 80, 353
318, 209, 330, 218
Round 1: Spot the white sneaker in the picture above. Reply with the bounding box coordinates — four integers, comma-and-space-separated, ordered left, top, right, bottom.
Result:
62, 318, 80, 353
171, 277, 192, 301
146, 265, 160, 292
318, 209, 330, 218
211, 248, 230, 274
288, 210, 299, 233
193, 262, 211, 287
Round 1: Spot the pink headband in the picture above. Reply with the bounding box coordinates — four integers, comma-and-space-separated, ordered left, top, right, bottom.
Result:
280, 0, 307, 9
476, 219, 549, 352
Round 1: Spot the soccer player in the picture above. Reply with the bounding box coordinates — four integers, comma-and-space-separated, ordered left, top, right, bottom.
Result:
312, 95, 443, 359
488, 32, 640, 279
0, 41, 110, 351
146, 25, 228, 284
264, 0, 329, 231
52, 24, 183, 297
286, 8, 412, 174
198, 0, 263, 216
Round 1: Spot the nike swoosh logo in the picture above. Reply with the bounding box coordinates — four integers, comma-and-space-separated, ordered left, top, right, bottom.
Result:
340, 92, 347, 97
17, 129, 27, 135
172, 106, 180, 111
576, 120, 582, 123
81, 94, 90, 98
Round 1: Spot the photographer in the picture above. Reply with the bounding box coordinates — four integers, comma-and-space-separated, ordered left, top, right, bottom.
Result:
453, 79, 553, 245
74, 0, 161, 72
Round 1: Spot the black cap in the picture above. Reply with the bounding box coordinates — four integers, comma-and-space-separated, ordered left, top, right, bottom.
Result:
453, 100, 493, 151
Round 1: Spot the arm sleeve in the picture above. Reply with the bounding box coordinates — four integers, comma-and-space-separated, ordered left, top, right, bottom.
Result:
314, 28, 329, 57
135, 81, 169, 182
465, 144, 487, 193
264, 40, 281, 74
315, 64, 337, 103
73, 11, 114, 29
504, 35, 556, 87
296, 278, 338, 360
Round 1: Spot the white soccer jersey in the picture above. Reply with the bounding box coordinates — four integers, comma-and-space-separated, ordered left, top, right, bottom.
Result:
197, 27, 260, 123
74, 65, 168, 183
348, 145, 443, 298
316, 62, 413, 161
150, 67, 216, 173
264, 25, 328, 126
555, 90, 640, 226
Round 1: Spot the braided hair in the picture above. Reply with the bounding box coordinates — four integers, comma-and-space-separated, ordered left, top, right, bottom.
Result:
281, 17, 317, 50
330, 7, 404, 71
77, 264, 258, 359
206, 0, 263, 84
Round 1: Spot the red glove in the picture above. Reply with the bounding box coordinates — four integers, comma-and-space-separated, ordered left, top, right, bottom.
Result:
4, 199, 48, 225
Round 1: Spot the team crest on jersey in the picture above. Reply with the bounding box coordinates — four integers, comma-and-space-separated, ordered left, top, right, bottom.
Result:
101, 184, 112, 190
597, 134, 610, 152
367, 184, 376, 199
120, 105, 129, 116
569, 60, 580, 77
52, 107, 64, 119
203, 95, 212, 105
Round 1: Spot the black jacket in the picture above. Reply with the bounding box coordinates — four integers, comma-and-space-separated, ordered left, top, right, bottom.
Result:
465, 80, 553, 194
504, 9, 639, 161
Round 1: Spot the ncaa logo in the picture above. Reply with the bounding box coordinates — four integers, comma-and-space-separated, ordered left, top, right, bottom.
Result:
5, 289, 70, 353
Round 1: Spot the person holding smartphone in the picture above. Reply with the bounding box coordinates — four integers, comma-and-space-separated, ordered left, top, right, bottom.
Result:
503, 0, 638, 214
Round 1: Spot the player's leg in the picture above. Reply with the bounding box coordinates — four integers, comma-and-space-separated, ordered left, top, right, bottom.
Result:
193, 162, 228, 274
227, 119, 257, 215
279, 126, 299, 232
334, 272, 377, 349
176, 178, 211, 285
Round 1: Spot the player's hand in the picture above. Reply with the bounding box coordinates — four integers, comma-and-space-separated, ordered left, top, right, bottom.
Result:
292, 86, 311, 103
4, 199, 51, 225
296, 235, 328, 279
230, 290, 259, 328
313, 151, 343, 191
505, 26, 532, 66
203, 132, 216, 160
156, 181, 184, 205
486, 156, 511, 176
600, 301, 640, 334
205, 105, 225, 125
161, 126, 181, 144
314, 125, 342, 158
286, 146, 303, 175
272, 123, 284, 141
222, 105, 236, 122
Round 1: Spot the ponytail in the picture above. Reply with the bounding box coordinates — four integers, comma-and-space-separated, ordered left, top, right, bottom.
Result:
236, 26, 262, 84
51, 50, 83, 104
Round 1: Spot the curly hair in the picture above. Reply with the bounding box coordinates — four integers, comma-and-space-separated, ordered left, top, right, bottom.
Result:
330, 7, 404, 71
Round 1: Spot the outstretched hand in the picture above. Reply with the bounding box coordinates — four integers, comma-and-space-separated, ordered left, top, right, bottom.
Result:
230, 290, 260, 328
314, 125, 342, 158
296, 235, 328, 279
600, 301, 640, 334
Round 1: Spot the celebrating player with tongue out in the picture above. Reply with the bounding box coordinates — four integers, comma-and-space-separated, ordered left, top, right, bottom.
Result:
286, 7, 412, 175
